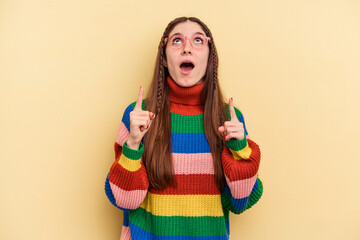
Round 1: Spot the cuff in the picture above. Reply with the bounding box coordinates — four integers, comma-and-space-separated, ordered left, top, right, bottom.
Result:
226, 137, 248, 151
122, 140, 144, 160
118, 141, 144, 172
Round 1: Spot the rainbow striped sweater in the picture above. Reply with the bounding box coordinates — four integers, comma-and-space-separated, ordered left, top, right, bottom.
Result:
105, 76, 263, 240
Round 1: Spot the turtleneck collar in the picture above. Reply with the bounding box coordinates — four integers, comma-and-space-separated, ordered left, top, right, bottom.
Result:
167, 75, 205, 106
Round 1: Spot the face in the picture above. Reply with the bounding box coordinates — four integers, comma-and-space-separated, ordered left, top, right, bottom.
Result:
165, 21, 210, 88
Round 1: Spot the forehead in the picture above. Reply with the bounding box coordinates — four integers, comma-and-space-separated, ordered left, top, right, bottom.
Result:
168, 21, 206, 36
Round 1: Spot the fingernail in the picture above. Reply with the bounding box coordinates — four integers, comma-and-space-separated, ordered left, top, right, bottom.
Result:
223, 135, 226, 141
146, 124, 149, 129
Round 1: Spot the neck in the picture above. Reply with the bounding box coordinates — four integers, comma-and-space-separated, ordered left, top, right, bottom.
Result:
167, 75, 205, 115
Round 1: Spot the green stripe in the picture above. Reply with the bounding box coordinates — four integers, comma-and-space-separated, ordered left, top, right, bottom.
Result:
226, 137, 248, 151
122, 141, 144, 160
222, 208, 229, 221
226, 104, 243, 121
247, 177, 263, 210
171, 113, 204, 133
129, 207, 227, 236
221, 190, 241, 214
130, 100, 146, 110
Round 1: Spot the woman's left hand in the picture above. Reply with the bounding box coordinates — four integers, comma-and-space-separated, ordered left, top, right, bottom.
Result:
218, 97, 245, 141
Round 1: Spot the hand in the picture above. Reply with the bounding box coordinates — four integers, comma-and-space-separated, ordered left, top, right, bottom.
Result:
127, 86, 155, 150
218, 97, 245, 141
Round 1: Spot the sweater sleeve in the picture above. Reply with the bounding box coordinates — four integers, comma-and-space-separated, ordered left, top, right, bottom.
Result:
104, 102, 149, 211
221, 105, 263, 214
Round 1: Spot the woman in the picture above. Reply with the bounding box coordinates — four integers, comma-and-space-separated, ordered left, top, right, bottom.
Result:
105, 16, 263, 240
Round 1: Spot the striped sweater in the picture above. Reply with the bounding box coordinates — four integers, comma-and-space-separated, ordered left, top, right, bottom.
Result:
105, 76, 263, 240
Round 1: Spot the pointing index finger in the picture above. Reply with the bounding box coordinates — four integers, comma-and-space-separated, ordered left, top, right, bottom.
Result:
134, 86, 143, 110
229, 97, 237, 121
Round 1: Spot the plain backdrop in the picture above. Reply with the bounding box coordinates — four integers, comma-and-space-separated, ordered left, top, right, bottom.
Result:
1, 0, 359, 239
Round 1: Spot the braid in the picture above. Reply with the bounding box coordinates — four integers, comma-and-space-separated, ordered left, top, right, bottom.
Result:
201, 26, 218, 91
207, 30, 218, 91
212, 44, 218, 90
155, 19, 178, 115
156, 50, 164, 115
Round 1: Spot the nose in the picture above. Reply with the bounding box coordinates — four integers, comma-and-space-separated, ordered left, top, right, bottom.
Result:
181, 37, 192, 55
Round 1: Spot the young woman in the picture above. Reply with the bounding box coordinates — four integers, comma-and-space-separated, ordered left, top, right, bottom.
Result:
105, 16, 263, 240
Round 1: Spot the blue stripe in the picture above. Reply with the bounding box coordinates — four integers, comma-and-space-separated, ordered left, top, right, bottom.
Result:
237, 114, 248, 136
123, 210, 129, 227
251, 178, 259, 194
129, 222, 228, 240
225, 220, 229, 237
122, 104, 135, 132
171, 133, 210, 153
223, 184, 247, 212
104, 174, 132, 211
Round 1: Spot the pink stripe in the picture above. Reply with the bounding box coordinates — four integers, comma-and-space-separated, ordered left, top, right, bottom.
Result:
116, 122, 130, 147
110, 182, 147, 210
120, 226, 131, 240
172, 153, 214, 174
225, 173, 258, 199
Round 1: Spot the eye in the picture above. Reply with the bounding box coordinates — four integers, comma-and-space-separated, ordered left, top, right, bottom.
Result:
194, 36, 204, 44
172, 37, 183, 45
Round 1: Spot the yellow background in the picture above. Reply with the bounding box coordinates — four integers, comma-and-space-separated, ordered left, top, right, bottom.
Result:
1, 0, 359, 239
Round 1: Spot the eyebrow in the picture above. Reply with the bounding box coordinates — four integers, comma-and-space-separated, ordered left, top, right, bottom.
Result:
171, 32, 206, 37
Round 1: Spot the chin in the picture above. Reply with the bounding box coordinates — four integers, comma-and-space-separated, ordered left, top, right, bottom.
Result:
177, 77, 202, 88
179, 81, 197, 88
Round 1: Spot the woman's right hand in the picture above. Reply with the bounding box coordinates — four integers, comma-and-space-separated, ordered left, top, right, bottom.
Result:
126, 86, 155, 150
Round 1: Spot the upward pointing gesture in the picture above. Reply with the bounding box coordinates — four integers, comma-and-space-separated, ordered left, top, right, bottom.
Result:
218, 97, 245, 141
126, 86, 155, 150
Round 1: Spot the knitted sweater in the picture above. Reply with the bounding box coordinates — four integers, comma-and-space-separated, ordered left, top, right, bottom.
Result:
105, 76, 263, 240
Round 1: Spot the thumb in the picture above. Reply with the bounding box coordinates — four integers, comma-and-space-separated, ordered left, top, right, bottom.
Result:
218, 126, 225, 134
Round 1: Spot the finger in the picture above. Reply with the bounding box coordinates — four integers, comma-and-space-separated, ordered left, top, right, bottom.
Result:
218, 126, 225, 134
140, 117, 153, 132
134, 86, 144, 110
131, 117, 148, 127
149, 112, 155, 119
141, 121, 152, 131
146, 116, 156, 130
140, 123, 149, 132
225, 126, 244, 133
225, 132, 244, 141
224, 121, 237, 128
218, 126, 227, 141
228, 97, 237, 121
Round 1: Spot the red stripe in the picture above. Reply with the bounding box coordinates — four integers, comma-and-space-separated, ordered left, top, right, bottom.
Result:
170, 103, 204, 115
108, 160, 149, 191
222, 139, 261, 181
149, 174, 220, 195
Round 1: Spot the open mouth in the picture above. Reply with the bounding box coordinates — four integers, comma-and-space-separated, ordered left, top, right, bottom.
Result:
179, 61, 195, 74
